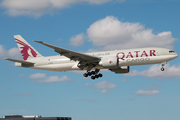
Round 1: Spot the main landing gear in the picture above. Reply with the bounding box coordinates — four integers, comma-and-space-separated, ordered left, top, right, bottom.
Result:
161, 62, 167, 71
83, 69, 103, 80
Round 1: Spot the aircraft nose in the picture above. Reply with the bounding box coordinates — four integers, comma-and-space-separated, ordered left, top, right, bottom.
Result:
172, 52, 179, 59
175, 52, 179, 58
169, 52, 178, 60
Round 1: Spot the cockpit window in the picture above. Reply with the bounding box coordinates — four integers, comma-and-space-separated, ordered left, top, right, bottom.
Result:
169, 51, 175, 53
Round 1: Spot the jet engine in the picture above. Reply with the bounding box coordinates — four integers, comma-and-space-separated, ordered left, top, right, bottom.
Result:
99, 56, 119, 69
110, 66, 130, 74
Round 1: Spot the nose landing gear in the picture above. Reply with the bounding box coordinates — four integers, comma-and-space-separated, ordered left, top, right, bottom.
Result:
83, 69, 103, 80
161, 62, 167, 71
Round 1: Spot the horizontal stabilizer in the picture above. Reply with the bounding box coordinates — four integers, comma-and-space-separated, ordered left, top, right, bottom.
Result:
3, 58, 34, 64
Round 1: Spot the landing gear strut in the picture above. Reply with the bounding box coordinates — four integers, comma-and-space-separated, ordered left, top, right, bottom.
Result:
83, 69, 103, 80
161, 62, 167, 71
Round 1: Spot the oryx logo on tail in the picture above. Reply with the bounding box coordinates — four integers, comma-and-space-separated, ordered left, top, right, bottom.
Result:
15, 38, 37, 60
14, 35, 43, 61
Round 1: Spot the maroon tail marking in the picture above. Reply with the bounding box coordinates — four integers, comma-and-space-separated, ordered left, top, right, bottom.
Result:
15, 38, 37, 60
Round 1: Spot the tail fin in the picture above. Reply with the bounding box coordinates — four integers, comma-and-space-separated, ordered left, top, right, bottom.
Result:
14, 35, 43, 60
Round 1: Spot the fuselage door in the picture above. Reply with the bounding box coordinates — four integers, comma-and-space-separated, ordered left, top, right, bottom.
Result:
156, 50, 161, 56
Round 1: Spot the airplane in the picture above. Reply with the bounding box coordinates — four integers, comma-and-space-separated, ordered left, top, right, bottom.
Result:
4, 35, 178, 80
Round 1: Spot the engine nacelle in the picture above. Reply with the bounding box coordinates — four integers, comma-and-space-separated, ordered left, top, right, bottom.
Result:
110, 66, 130, 74
99, 56, 119, 69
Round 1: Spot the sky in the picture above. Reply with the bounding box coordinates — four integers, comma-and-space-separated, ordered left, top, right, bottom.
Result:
0, 0, 180, 120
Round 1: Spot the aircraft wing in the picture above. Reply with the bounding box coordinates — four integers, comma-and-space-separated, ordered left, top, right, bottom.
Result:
34, 40, 101, 62
3, 58, 34, 64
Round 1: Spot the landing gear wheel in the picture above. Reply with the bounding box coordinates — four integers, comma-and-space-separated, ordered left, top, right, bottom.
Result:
91, 71, 96, 75
161, 68, 165, 71
87, 72, 92, 76
99, 73, 103, 77
95, 75, 99, 78
91, 76, 95, 80
83, 69, 103, 80
83, 73, 88, 77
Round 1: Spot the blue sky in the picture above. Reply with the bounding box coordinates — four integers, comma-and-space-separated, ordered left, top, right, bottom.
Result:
0, 0, 180, 120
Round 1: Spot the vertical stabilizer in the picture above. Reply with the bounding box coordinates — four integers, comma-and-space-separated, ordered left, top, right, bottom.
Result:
14, 35, 43, 60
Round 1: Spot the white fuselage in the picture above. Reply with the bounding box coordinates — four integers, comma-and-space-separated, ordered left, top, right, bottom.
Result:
15, 47, 178, 72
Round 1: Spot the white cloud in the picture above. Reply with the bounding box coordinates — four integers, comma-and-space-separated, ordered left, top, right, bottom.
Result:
87, 16, 176, 50
70, 33, 85, 47
27, 73, 72, 83
0, 0, 125, 17
85, 81, 117, 93
101, 89, 110, 94
0, 45, 21, 58
29, 73, 46, 79
125, 64, 180, 78
85, 83, 90, 86
19, 74, 26, 78
135, 90, 160, 96
20, 73, 72, 83
32, 75, 71, 83
93, 81, 117, 89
